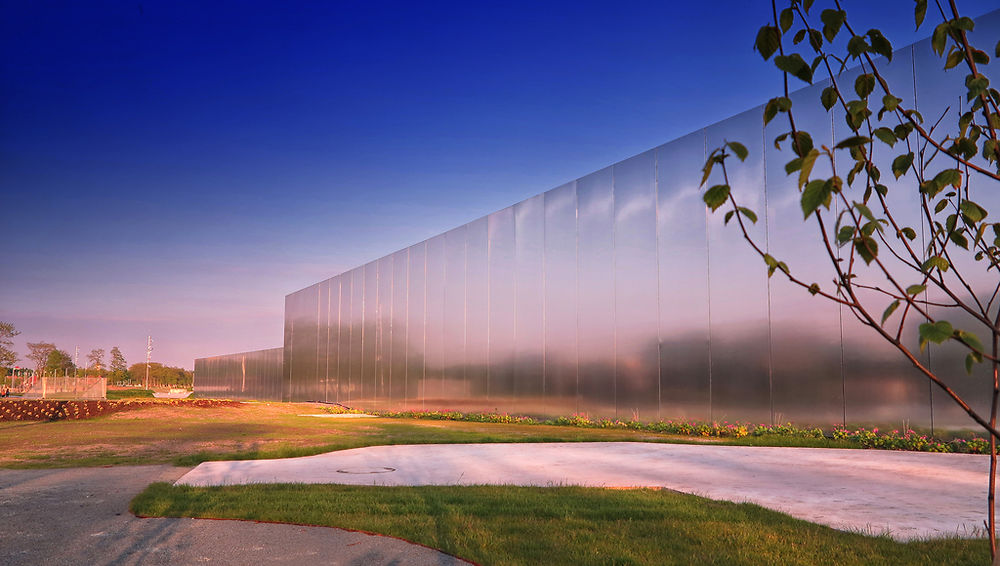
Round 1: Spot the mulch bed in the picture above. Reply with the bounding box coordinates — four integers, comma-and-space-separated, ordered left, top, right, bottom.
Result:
0, 399, 241, 421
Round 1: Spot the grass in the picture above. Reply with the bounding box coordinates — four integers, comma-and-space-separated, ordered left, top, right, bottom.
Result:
106, 388, 156, 399
131, 482, 989, 565
0, 401, 854, 469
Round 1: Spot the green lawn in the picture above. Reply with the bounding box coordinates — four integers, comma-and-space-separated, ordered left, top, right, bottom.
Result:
132, 482, 988, 566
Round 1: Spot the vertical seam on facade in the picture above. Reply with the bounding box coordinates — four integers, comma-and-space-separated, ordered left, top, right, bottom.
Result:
423, 244, 428, 411
654, 149, 663, 421
404, 248, 410, 406
574, 182, 581, 414
542, 194, 548, 399
704, 129, 713, 422
611, 166, 618, 418
763, 116, 774, 426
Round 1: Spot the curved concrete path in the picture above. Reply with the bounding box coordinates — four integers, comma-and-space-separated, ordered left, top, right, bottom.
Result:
179, 442, 991, 541
0, 466, 470, 566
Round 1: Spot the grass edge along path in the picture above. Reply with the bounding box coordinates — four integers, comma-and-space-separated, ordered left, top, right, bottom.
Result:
131, 482, 989, 566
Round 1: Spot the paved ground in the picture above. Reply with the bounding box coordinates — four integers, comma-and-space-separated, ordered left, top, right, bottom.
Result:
0, 466, 471, 566
178, 442, 991, 541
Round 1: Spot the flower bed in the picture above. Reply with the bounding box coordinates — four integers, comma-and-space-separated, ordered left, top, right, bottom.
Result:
0, 399, 240, 421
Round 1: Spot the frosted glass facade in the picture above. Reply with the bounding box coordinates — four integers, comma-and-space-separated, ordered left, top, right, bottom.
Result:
195, 11, 1000, 427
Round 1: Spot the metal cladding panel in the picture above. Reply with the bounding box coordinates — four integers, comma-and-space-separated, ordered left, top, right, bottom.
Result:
376, 256, 394, 407
406, 242, 427, 406
286, 285, 319, 402
194, 347, 283, 401
764, 85, 845, 426
424, 235, 447, 405
514, 194, 545, 405
488, 207, 516, 403
833, 48, 931, 427
349, 268, 364, 405
576, 167, 616, 417
444, 226, 468, 403
390, 249, 409, 409
360, 261, 378, 409
656, 132, 710, 421
706, 106, 771, 423
465, 217, 490, 401
613, 150, 660, 420
336, 273, 351, 404
543, 182, 579, 413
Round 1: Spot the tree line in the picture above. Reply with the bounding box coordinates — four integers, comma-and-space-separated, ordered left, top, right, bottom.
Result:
0, 321, 192, 388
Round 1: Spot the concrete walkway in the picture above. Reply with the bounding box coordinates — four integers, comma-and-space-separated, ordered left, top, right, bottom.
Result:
178, 442, 990, 541
0, 466, 470, 566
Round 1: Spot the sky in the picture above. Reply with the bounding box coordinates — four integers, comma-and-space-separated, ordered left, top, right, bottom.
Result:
2, 1, 998, 370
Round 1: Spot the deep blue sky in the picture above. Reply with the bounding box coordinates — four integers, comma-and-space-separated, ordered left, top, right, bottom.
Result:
2, 1, 997, 370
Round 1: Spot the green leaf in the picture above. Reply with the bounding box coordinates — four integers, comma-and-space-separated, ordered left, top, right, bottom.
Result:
774, 53, 813, 83
847, 35, 869, 59
855, 74, 876, 98
960, 200, 988, 223
837, 225, 856, 244
727, 141, 749, 162
944, 49, 965, 70
798, 148, 820, 188
793, 131, 814, 157
808, 283, 820, 295
820, 9, 846, 42
905, 284, 926, 295
899, 227, 916, 241
700, 150, 718, 186
921, 255, 950, 272
854, 236, 878, 264
891, 152, 914, 179
854, 202, 875, 223
703, 184, 731, 211
821, 86, 838, 111
956, 330, 985, 354
918, 320, 954, 352
931, 23, 949, 56
801, 179, 831, 218
755, 26, 781, 60
872, 127, 897, 147
933, 168, 962, 188
867, 29, 893, 61
737, 207, 758, 224
780, 8, 794, 33
915, 0, 927, 30
965, 352, 983, 375
835, 135, 870, 149
881, 300, 900, 324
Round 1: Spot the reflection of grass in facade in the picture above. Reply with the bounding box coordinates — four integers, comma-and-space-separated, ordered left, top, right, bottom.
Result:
132, 482, 988, 566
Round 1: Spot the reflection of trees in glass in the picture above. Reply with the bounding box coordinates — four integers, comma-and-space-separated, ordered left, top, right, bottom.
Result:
0, 322, 19, 369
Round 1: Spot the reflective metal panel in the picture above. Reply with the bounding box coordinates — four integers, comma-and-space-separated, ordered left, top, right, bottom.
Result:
406, 242, 427, 406
515, 194, 545, 406
764, 85, 843, 425
390, 249, 409, 408
613, 150, 659, 419
349, 267, 364, 404
576, 167, 616, 417
360, 261, 378, 409
376, 256, 393, 407
706, 106, 771, 423
444, 226, 468, 405
424, 234, 447, 404
656, 131, 710, 421
194, 348, 284, 401
543, 182, 579, 413
466, 217, 490, 403
488, 207, 516, 403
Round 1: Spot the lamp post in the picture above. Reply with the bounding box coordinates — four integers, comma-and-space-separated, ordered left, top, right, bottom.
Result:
145, 336, 153, 390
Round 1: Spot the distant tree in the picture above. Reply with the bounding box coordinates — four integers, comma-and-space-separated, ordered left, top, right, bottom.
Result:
26, 342, 55, 375
109, 346, 130, 385
127, 362, 193, 388
0, 322, 19, 369
86, 348, 105, 373
44, 349, 75, 376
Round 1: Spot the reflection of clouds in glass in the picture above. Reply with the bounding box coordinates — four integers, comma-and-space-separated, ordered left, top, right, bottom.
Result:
543, 182, 576, 215
615, 190, 654, 223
